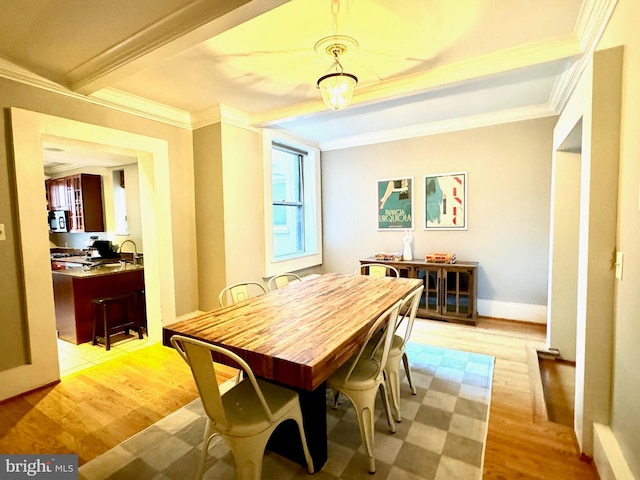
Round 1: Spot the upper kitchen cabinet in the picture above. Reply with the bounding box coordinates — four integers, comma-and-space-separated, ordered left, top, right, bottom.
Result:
66, 174, 104, 232
47, 178, 67, 210
47, 174, 105, 232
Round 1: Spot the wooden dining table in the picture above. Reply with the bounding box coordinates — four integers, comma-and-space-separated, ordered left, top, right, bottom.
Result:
163, 272, 423, 469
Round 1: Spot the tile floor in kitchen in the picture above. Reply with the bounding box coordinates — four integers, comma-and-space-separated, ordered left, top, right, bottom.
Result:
57, 333, 151, 376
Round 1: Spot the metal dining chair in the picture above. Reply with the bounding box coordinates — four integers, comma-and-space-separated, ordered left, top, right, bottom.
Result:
327, 299, 401, 474
170, 335, 314, 480
267, 272, 302, 291
218, 281, 267, 307
353, 263, 400, 278
368, 285, 424, 423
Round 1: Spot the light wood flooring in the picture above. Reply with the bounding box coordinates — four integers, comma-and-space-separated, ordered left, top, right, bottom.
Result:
0, 317, 598, 479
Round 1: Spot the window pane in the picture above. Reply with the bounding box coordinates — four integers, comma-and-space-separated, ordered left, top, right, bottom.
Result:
273, 205, 303, 257
272, 148, 301, 202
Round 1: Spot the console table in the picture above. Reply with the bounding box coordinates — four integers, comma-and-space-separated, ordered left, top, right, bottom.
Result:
360, 258, 478, 325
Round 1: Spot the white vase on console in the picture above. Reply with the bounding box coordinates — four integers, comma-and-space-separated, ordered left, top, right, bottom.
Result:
402, 230, 413, 261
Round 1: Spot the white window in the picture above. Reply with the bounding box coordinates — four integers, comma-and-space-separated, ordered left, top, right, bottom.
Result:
262, 130, 322, 277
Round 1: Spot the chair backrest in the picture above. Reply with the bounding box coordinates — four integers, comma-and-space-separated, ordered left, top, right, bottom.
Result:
343, 300, 402, 384
218, 281, 267, 307
369, 286, 424, 356
354, 263, 400, 278
170, 335, 275, 431
268, 272, 302, 291
394, 285, 424, 347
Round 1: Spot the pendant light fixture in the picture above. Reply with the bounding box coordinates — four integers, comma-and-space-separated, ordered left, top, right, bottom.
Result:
315, 35, 358, 111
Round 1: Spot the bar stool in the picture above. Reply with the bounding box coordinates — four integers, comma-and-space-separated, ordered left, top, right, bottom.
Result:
135, 289, 147, 333
91, 293, 143, 350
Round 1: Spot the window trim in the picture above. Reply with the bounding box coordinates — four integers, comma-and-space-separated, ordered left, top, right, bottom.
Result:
262, 129, 322, 277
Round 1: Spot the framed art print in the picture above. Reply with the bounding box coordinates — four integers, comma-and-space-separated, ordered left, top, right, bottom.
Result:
424, 171, 467, 230
377, 177, 413, 230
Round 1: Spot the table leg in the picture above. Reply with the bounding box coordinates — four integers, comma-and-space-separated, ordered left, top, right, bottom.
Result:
266, 381, 328, 471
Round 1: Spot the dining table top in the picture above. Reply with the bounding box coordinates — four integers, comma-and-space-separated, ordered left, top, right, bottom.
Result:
164, 272, 423, 391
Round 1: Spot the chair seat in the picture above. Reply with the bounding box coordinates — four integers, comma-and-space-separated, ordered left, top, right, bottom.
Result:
366, 331, 403, 356
222, 378, 301, 437
327, 358, 381, 391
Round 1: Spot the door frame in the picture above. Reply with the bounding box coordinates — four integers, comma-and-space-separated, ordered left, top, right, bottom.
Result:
2, 108, 176, 401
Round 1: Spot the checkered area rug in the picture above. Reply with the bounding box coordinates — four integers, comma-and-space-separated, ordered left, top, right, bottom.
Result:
79, 343, 494, 480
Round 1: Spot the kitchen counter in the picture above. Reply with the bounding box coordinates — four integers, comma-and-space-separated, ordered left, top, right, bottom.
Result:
52, 263, 144, 278
53, 264, 145, 344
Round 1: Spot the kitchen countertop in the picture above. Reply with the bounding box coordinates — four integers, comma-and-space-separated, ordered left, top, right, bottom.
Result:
51, 263, 144, 278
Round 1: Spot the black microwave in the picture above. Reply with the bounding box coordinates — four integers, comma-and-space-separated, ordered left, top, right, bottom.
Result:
49, 210, 69, 232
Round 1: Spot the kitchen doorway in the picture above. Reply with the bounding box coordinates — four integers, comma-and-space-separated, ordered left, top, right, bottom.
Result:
43, 149, 151, 375
6, 108, 176, 399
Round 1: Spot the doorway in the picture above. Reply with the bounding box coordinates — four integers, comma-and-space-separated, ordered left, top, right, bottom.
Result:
547, 119, 582, 362
43, 143, 152, 374
5, 108, 177, 400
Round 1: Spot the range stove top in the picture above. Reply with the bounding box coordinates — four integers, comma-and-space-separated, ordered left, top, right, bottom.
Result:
50, 252, 84, 259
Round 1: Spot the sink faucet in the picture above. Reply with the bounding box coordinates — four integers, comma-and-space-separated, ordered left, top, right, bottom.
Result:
118, 240, 138, 264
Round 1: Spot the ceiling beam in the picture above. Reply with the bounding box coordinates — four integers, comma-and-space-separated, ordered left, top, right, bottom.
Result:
68, 0, 290, 95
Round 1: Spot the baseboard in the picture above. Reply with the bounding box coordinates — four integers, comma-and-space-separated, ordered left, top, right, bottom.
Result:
593, 423, 635, 480
477, 299, 546, 324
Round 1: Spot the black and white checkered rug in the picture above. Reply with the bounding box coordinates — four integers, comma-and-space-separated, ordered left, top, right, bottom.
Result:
79, 343, 494, 480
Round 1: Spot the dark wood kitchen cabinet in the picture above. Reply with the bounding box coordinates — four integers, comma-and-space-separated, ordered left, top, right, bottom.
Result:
65, 174, 104, 232
360, 258, 478, 325
46, 178, 67, 210
46, 174, 105, 231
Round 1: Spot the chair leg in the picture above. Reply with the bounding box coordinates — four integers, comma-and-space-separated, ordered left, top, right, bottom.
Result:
379, 380, 397, 433
332, 391, 342, 409
385, 355, 403, 422
402, 352, 417, 395
198, 420, 218, 480
294, 416, 315, 474
341, 388, 379, 474
226, 431, 271, 480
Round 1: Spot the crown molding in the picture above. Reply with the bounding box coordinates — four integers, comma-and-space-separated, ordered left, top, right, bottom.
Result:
549, 0, 617, 112
319, 104, 556, 151
0, 57, 194, 129
191, 104, 259, 132
90, 88, 192, 128
66, 0, 288, 95
0, 56, 74, 96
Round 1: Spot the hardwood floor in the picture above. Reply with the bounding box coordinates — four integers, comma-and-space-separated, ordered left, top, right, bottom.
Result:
0, 317, 598, 479
410, 317, 598, 480
0, 343, 236, 465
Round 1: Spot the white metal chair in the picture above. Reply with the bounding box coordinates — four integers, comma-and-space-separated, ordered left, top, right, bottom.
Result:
170, 335, 314, 480
353, 263, 400, 278
369, 285, 424, 422
218, 281, 267, 307
327, 300, 402, 474
267, 272, 302, 291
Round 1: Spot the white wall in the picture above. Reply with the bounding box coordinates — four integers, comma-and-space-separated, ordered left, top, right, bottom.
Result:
553, 47, 622, 459
321, 117, 556, 322
592, 0, 640, 476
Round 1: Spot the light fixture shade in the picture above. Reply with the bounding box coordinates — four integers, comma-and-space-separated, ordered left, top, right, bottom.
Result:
317, 72, 358, 110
